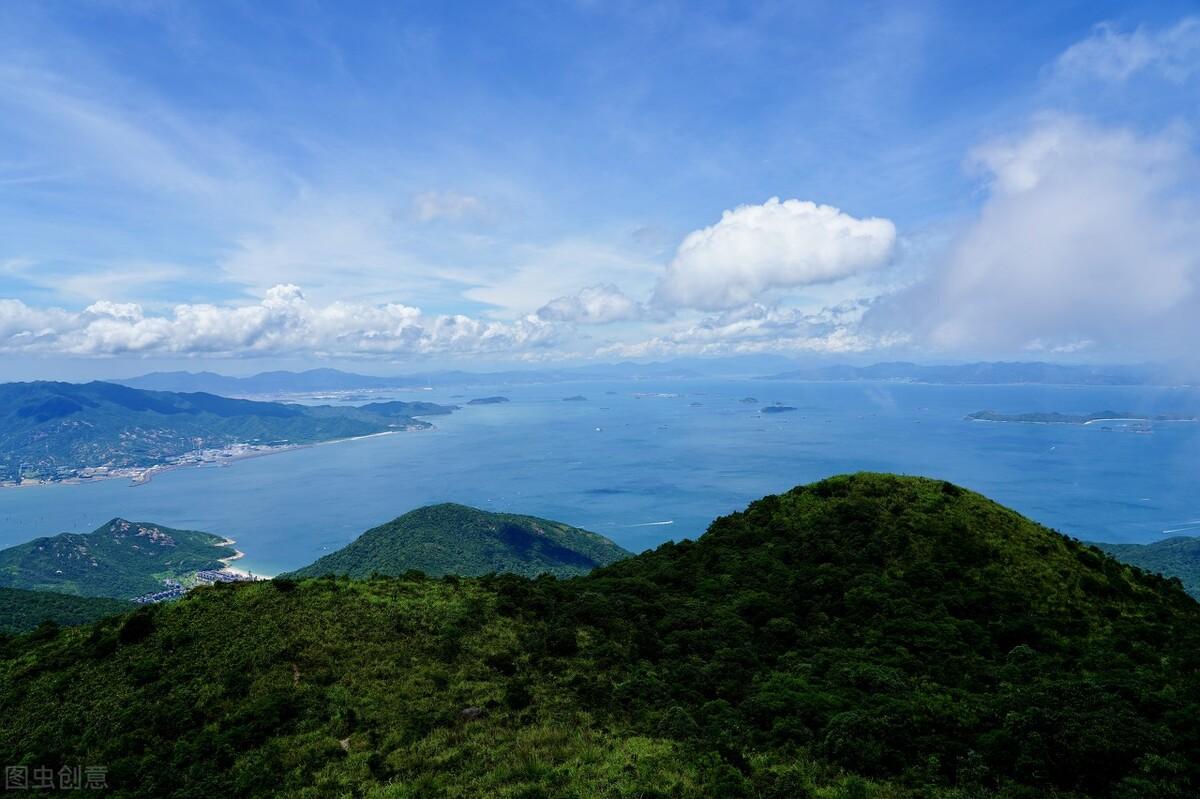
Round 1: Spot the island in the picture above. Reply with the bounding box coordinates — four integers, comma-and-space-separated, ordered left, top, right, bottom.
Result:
967, 409, 1196, 425
467, 396, 510, 405
762, 404, 798, 414
561, 395, 587, 402
740, 397, 759, 404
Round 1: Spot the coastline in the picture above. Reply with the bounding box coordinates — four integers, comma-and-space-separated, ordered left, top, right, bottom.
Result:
1, 424, 430, 491
215, 537, 268, 580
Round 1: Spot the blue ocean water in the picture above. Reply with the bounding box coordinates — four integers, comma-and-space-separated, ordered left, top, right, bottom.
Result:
1, 379, 1198, 576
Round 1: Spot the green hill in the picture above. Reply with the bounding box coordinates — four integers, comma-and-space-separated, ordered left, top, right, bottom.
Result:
0, 518, 236, 598
1, 474, 1198, 797
0, 380, 456, 483
286, 503, 631, 579
1095, 535, 1200, 598
0, 587, 134, 634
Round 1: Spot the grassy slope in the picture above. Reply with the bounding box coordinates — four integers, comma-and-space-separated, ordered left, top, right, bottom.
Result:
1, 474, 1198, 798
0, 587, 134, 634
0, 518, 236, 598
285, 503, 631, 579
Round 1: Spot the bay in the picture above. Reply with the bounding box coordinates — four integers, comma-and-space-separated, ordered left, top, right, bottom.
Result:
1, 379, 1197, 576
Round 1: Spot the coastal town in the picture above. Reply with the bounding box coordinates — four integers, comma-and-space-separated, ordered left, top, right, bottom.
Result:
4, 441, 298, 488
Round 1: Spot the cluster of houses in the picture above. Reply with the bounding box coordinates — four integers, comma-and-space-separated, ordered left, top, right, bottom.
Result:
132, 580, 187, 605
132, 569, 255, 604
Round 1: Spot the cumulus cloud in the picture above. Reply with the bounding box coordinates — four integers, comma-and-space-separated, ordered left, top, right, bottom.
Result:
0, 284, 562, 358
653, 197, 896, 311
536, 284, 645, 324
600, 301, 905, 358
866, 117, 1200, 357
1056, 17, 1200, 83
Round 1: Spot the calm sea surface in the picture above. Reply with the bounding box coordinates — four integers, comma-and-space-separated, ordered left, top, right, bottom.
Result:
1, 379, 1198, 575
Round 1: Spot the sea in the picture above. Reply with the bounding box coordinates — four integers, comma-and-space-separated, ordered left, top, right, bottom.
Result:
1, 379, 1198, 576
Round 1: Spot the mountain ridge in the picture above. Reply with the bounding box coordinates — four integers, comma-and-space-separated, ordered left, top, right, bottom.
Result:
2, 474, 1197, 796
285, 503, 631, 579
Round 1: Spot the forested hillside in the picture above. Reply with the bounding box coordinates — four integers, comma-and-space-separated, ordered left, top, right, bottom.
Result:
0, 518, 235, 598
285, 503, 631, 579
1, 474, 1197, 797
0, 588, 133, 634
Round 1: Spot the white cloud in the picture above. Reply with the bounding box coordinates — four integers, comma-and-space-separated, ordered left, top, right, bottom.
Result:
867, 117, 1200, 357
411, 191, 488, 223
536, 283, 644, 324
653, 197, 896, 311
1056, 17, 1200, 83
0, 284, 562, 359
599, 301, 904, 358
459, 238, 660, 318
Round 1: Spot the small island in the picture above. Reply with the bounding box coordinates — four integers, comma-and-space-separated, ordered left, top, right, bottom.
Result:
762, 405, 798, 414
562, 395, 587, 402
968, 409, 1196, 425
467, 396, 510, 405
740, 397, 759, 404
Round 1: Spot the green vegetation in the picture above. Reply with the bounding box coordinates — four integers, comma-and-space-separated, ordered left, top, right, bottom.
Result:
968, 409, 1195, 424
1095, 536, 1200, 599
1, 474, 1198, 797
0, 587, 133, 634
358, 400, 458, 416
0, 380, 456, 482
0, 518, 236, 598
285, 504, 631, 580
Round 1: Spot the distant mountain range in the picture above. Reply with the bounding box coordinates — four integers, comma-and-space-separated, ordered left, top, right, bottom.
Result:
284, 503, 631, 580
762, 360, 1164, 385
116, 363, 710, 395
0, 518, 236, 599
111, 359, 1182, 396
0, 381, 457, 483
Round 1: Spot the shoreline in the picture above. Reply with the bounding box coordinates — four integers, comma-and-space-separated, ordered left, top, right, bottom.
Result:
1, 424, 431, 491
215, 537, 269, 580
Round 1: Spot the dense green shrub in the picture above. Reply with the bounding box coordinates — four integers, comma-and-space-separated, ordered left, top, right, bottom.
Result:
1, 474, 1197, 797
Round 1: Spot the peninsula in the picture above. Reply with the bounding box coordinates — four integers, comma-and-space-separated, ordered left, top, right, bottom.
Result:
0, 381, 457, 486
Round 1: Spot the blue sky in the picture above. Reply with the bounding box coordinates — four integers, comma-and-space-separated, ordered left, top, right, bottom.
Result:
1, 1, 1198, 377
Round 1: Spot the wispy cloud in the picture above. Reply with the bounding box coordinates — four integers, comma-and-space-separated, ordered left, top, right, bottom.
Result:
411, 191, 489, 223
867, 116, 1200, 358
1055, 17, 1200, 83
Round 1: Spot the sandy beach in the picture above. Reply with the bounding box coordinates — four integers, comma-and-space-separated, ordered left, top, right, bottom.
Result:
216, 538, 269, 580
